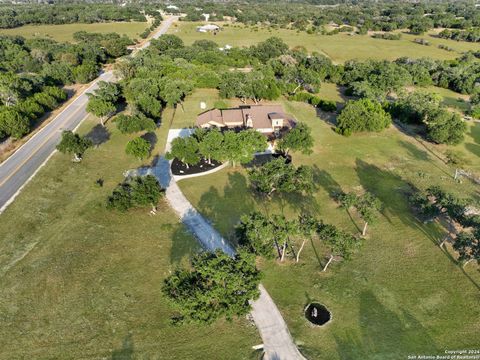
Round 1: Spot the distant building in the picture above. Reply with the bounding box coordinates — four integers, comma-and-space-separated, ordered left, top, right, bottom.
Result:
196, 24, 220, 33
196, 104, 296, 135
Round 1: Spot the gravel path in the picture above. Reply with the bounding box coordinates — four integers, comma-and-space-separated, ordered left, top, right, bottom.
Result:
150, 131, 306, 360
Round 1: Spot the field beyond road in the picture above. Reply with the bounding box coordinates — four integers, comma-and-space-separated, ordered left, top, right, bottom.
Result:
0, 22, 149, 42
169, 21, 479, 63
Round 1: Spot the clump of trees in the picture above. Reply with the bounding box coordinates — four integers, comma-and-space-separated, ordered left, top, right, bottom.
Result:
338, 192, 382, 236
336, 99, 391, 136
0, 31, 133, 141
248, 157, 313, 197
115, 113, 156, 134
236, 212, 362, 269
162, 249, 261, 324
410, 186, 480, 267
56, 130, 92, 162
107, 175, 163, 212
125, 137, 151, 160
390, 91, 467, 145
289, 92, 337, 112
86, 81, 121, 127
277, 122, 314, 155
166, 129, 267, 168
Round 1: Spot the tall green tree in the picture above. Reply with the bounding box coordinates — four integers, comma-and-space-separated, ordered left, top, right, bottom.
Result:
248, 157, 313, 197
277, 122, 314, 155
86, 97, 116, 126
56, 130, 92, 162
162, 249, 261, 324
166, 136, 200, 168
125, 137, 150, 160
317, 222, 361, 271
197, 128, 224, 164
337, 99, 391, 136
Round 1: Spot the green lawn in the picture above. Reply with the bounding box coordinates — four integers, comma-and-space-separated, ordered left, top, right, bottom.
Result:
0, 22, 149, 42
177, 93, 480, 359
0, 116, 260, 359
165, 88, 229, 129
169, 22, 479, 63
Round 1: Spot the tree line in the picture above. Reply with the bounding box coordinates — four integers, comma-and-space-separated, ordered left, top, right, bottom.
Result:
0, 4, 155, 29
0, 32, 134, 140
173, 1, 479, 34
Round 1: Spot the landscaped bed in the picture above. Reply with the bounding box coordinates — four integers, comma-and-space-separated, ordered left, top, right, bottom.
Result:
171, 157, 223, 176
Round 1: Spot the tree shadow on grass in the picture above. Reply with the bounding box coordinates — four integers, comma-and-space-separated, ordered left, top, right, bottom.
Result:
197, 171, 255, 240
85, 124, 110, 146
312, 165, 343, 200
465, 143, 480, 158
169, 224, 200, 265
355, 158, 439, 244
398, 140, 431, 162
111, 333, 134, 360
355, 158, 480, 290
334, 290, 439, 359
397, 140, 452, 178
141, 132, 157, 153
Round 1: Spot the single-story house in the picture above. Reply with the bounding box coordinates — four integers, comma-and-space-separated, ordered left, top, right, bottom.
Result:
196, 24, 220, 33
196, 104, 296, 135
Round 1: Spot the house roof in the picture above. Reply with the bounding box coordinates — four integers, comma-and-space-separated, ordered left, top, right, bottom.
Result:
196, 104, 295, 131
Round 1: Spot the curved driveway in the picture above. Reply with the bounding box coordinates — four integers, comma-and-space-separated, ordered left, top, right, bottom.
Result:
0, 16, 177, 214
147, 130, 307, 360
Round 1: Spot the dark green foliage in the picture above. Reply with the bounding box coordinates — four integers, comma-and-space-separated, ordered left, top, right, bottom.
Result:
0, 107, 30, 139
453, 231, 480, 266
371, 32, 402, 40
166, 136, 200, 167
237, 212, 277, 257
237, 211, 361, 265
0, 4, 148, 29
248, 157, 314, 197
439, 28, 480, 43
336, 99, 391, 135
56, 130, 92, 161
162, 249, 261, 324
426, 110, 466, 145
317, 222, 361, 261
390, 91, 442, 125
151, 34, 184, 53
410, 186, 473, 227
221, 130, 268, 166
277, 122, 314, 155
107, 175, 163, 212
290, 92, 336, 112
115, 113, 156, 134
125, 137, 150, 160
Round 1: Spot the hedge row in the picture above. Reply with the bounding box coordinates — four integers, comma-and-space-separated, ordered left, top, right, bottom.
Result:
289, 92, 337, 112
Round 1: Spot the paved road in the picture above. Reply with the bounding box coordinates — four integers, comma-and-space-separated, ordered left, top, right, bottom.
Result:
141, 130, 307, 360
0, 17, 177, 214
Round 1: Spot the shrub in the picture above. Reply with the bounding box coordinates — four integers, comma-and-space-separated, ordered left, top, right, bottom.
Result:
107, 175, 163, 211
115, 113, 156, 134
125, 137, 150, 159
337, 99, 391, 134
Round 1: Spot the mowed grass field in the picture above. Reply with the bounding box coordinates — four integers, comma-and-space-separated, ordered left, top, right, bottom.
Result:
0, 116, 260, 359
169, 22, 479, 63
177, 90, 480, 359
0, 22, 149, 42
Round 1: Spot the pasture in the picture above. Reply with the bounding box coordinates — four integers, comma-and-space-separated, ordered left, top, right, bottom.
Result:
169, 21, 479, 63
0, 115, 260, 359
177, 90, 480, 359
0, 22, 149, 42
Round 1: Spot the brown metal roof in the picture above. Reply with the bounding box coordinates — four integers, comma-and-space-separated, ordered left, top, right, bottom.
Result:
195, 104, 295, 130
